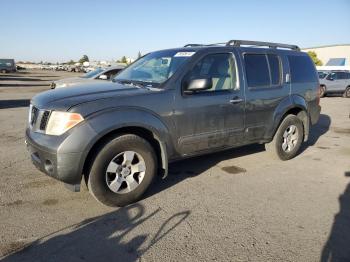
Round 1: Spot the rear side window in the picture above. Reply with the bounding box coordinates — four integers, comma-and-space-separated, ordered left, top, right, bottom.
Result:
244, 54, 282, 88
288, 55, 317, 83
267, 54, 281, 85
244, 54, 270, 87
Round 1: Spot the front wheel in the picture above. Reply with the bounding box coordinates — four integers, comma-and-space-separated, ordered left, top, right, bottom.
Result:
87, 134, 157, 207
343, 86, 350, 98
265, 115, 304, 161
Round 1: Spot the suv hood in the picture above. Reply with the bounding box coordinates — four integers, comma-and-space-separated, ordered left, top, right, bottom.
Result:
32, 81, 152, 111
54, 77, 92, 87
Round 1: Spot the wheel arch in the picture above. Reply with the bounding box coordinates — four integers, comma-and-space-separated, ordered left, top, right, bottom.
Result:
82, 125, 168, 183
268, 95, 310, 142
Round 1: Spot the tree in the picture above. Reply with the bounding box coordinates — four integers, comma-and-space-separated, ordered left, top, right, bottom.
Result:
137, 51, 142, 58
307, 51, 323, 66
67, 60, 75, 65
117, 56, 128, 64
79, 55, 89, 64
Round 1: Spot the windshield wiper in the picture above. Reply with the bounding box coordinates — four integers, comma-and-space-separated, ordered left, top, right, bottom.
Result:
114, 79, 145, 88
114, 79, 159, 89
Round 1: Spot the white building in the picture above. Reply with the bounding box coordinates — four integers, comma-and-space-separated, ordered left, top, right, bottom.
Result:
302, 44, 350, 66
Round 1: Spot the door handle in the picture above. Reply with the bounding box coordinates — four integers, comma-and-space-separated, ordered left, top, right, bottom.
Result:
229, 97, 243, 104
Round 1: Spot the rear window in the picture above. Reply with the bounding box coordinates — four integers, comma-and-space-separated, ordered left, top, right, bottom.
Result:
244, 54, 281, 88
288, 55, 317, 83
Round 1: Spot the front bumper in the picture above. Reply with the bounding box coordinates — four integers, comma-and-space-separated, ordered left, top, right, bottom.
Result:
25, 121, 98, 186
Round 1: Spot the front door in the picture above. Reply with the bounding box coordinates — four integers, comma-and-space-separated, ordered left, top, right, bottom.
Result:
174, 52, 245, 156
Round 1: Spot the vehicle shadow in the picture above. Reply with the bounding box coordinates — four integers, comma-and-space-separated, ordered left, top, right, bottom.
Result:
147, 114, 330, 199
1, 203, 190, 262
320, 172, 350, 262
145, 144, 265, 199
0, 99, 30, 109
0, 77, 46, 81
299, 114, 331, 153
0, 83, 49, 87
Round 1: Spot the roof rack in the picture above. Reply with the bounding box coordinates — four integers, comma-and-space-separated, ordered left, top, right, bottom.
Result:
226, 40, 300, 51
184, 40, 300, 51
184, 43, 226, 48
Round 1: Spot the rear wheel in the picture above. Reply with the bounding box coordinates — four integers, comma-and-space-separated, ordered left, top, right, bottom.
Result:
87, 134, 157, 207
343, 86, 350, 98
265, 115, 304, 161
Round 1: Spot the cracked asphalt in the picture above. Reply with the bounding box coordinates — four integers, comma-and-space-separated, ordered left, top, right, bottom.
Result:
0, 70, 349, 262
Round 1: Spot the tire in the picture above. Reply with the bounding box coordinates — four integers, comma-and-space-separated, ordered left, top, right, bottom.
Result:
319, 85, 326, 98
265, 115, 304, 161
343, 86, 350, 98
87, 134, 157, 207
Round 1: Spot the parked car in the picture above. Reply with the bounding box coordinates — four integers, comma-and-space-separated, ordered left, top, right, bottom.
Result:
317, 70, 329, 79
319, 71, 350, 97
51, 65, 125, 88
0, 59, 16, 73
26, 40, 321, 207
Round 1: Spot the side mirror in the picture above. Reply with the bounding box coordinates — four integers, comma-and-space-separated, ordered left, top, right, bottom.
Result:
99, 74, 108, 80
184, 78, 212, 94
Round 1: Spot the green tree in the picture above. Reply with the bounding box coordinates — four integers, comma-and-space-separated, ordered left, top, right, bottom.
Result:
117, 56, 128, 64
79, 55, 89, 64
307, 51, 323, 66
67, 60, 75, 65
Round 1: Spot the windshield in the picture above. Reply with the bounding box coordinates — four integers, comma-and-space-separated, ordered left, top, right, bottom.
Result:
114, 50, 195, 86
81, 68, 104, 78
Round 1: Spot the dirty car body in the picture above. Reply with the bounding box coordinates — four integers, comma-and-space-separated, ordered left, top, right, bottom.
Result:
26, 40, 321, 206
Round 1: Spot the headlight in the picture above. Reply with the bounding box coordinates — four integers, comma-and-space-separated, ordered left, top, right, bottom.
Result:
46, 111, 84, 136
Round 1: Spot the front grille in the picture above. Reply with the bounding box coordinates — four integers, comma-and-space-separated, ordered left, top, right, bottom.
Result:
40, 111, 50, 130
31, 106, 39, 125
29, 105, 51, 132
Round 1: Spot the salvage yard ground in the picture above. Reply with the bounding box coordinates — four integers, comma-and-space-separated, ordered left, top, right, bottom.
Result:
0, 70, 349, 261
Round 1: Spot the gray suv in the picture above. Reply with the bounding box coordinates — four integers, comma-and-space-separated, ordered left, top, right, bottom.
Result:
319, 71, 350, 97
25, 40, 321, 207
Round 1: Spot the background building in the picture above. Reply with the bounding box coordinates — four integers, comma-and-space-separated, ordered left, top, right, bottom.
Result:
302, 44, 350, 66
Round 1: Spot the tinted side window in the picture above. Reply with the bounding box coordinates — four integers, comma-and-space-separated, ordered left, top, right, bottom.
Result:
336, 72, 348, 80
288, 55, 317, 83
267, 54, 281, 85
244, 54, 270, 87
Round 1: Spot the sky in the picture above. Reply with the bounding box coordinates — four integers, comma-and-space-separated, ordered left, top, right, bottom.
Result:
1, 0, 349, 63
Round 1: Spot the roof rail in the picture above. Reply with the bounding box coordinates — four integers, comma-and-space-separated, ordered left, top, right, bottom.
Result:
226, 40, 300, 51
184, 43, 226, 47
183, 44, 204, 47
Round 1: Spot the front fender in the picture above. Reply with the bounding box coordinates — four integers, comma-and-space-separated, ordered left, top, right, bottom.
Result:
84, 107, 174, 177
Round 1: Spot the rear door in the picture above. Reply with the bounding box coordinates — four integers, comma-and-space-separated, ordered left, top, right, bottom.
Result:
325, 72, 347, 92
241, 51, 288, 142
174, 52, 244, 155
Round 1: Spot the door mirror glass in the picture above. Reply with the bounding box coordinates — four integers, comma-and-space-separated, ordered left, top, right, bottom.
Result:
185, 78, 213, 93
